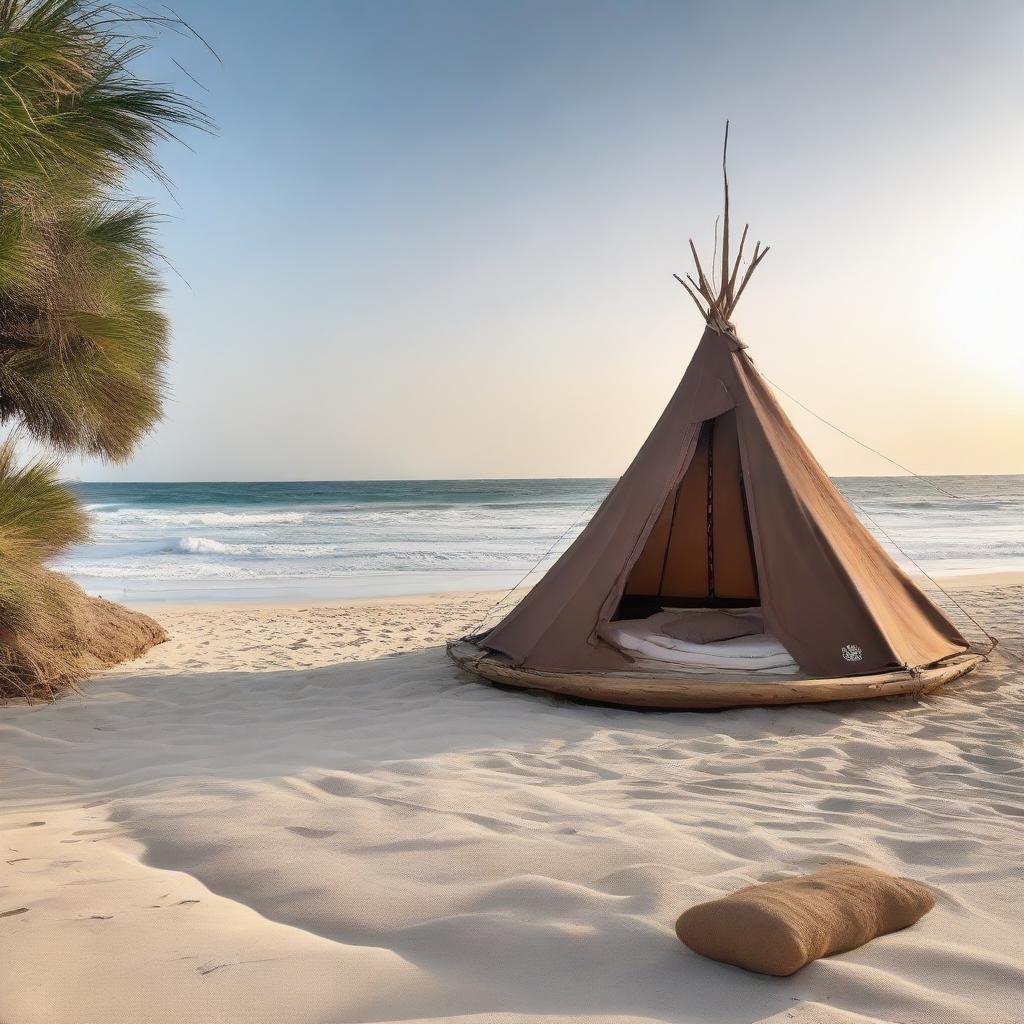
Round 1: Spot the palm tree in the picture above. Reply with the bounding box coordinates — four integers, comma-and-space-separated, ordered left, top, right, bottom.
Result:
0, 0, 208, 696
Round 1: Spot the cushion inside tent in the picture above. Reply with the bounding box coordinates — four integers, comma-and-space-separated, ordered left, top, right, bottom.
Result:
598, 610, 798, 674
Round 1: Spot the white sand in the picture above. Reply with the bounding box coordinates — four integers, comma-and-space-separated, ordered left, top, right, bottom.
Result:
2, 586, 1023, 1024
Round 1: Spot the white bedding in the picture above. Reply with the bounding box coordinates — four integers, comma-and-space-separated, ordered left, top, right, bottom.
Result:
599, 610, 798, 674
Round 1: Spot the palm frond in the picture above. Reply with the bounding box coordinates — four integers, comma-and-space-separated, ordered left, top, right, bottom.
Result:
0, 437, 88, 552
0, 0, 210, 187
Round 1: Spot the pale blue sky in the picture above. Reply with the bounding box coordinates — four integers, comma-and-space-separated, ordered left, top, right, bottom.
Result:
70, 0, 1024, 481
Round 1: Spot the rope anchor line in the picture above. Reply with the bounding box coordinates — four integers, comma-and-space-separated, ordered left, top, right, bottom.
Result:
761, 373, 969, 501
458, 492, 607, 641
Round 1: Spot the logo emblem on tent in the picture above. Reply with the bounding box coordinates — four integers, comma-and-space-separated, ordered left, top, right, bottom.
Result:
841, 644, 863, 662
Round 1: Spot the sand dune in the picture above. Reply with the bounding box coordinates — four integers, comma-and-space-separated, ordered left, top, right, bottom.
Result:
1, 588, 1022, 1023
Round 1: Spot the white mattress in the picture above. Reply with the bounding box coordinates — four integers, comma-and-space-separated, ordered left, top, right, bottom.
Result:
599, 610, 798, 674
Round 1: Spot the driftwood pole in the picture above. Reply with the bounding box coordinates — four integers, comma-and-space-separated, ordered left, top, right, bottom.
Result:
675, 121, 770, 332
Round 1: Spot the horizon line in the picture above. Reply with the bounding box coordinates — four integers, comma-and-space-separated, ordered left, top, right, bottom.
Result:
63, 471, 1023, 486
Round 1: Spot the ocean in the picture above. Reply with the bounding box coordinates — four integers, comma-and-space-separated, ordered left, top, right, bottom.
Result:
58, 476, 1024, 604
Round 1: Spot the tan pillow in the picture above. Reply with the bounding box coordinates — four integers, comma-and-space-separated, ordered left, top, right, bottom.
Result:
661, 611, 760, 644
674, 864, 935, 976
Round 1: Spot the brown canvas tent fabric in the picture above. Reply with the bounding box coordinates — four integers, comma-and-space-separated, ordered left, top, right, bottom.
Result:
481, 326, 967, 678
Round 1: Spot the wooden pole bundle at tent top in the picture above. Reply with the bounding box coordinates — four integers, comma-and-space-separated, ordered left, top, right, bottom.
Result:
674, 122, 771, 334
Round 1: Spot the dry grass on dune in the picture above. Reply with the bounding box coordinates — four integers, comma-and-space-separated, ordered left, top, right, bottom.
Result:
0, 569, 166, 702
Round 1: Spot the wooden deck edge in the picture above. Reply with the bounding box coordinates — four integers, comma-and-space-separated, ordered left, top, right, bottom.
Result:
446, 642, 985, 710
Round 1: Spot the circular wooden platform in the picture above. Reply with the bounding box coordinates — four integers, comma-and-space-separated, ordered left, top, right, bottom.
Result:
447, 641, 984, 710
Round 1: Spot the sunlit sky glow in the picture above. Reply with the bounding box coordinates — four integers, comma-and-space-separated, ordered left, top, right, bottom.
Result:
68, 0, 1024, 481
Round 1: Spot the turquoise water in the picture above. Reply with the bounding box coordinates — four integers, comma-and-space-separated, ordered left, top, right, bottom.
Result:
58, 476, 1024, 603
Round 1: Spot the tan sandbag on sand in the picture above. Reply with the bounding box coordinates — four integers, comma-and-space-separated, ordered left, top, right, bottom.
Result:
674, 864, 935, 976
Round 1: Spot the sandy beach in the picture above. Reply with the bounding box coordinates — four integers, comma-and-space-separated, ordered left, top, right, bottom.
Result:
1, 579, 1022, 1024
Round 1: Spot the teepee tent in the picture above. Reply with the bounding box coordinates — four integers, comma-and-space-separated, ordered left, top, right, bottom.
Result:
479, 324, 967, 678
449, 128, 981, 708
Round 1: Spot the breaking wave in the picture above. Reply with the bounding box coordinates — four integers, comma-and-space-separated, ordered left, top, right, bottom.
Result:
98, 509, 308, 527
